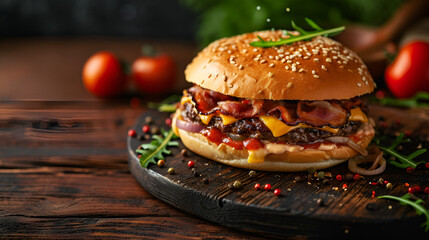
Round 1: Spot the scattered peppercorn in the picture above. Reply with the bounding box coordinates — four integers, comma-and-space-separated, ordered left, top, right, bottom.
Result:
324, 172, 333, 178
144, 116, 153, 124
322, 179, 330, 185
386, 182, 393, 189
181, 149, 188, 156
157, 159, 165, 167
408, 187, 416, 194
317, 198, 325, 206
345, 173, 353, 181
233, 180, 242, 189
202, 178, 209, 184
188, 160, 195, 168
274, 189, 281, 196
167, 167, 175, 174
254, 183, 261, 190
165, 118, 172, 126
142, 125, 150, 133
294, 176, 302, 182
191, 167, 199, 177
128, 129, 137, 137
336, 175, 343, 181
145, 135, 150, 140
264, 184, 271, 191
406, 167, 414, 174
249, 170, 257, 178
317, 171, 325, 179
353, 174, 360, 181
151, 126, 160, 134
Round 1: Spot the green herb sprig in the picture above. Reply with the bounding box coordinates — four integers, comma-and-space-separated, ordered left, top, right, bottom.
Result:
378, 194, 429, 232
250, 18, 345, 48
136, 129, 178, 168
375, 133, 426, 169
376, 92, 429, 108
147, 94, 181, 112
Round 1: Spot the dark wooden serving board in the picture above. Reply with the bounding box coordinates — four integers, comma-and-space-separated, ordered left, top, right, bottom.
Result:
127, 105, 429, 239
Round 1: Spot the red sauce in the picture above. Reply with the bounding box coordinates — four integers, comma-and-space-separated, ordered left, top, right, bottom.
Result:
202, 128, 267, 150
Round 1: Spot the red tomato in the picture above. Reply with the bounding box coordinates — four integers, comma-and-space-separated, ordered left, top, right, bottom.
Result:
385, 41, 429, 98
82, 51, 127, 98
131, 54, 177, 95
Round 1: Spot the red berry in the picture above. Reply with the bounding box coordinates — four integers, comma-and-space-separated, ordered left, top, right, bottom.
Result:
254, 183, 260, 190
128, 129, 137, 137
425, 162, 429, 169
274, 189, 281, 196
415, 186, 421, 192
408, 187, 416, 194
187, 161, 195, 168
142, 125, 150, 133
336, 175, 343, 181
264, 184, 271, 191
383, 180, 389, 185
353, 174, 360, 181
406, 167, 414, 174
165, 118, 172, 126
424, 187, 429, 194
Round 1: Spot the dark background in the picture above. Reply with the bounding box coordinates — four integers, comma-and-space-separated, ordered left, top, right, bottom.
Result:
0, 0, 197, 40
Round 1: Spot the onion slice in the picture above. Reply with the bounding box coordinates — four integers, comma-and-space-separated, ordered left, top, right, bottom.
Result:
348, 149, 386, 175
325, 136, 368, 156
176, 119, 205, 133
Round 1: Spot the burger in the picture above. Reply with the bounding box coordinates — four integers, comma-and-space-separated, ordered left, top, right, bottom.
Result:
172, 30, 376, 172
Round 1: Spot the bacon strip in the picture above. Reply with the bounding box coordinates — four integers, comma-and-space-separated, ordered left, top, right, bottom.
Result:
297, 101, 347, 126
218, 99, 264, 118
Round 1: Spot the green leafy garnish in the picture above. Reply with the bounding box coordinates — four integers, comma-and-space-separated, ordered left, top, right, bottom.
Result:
136, 129, 179, 168
375, 92, 429, 108
378, 194, 429, 232
250, 18, 345, 48
375, 133, 426, 169
147, 94, 181, 112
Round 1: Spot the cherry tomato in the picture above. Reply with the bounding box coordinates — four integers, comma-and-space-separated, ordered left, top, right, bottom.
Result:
131, 54, 176, 95
82, 51, 127, 98
385, 41, 429, 98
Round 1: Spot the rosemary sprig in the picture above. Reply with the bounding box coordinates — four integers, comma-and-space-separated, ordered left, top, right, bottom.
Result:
136, 129, 178, 168
250, 18, 345, 48
147, 94, 181, 112
376, 133, 426, 168
377, 92, 429, 108
378, 194, 429, 232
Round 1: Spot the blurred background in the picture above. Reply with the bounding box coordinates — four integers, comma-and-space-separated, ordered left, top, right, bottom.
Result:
0, 0, 428, 101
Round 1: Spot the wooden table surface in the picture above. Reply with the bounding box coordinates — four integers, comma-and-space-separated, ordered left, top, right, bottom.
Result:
0, 38, 268, 239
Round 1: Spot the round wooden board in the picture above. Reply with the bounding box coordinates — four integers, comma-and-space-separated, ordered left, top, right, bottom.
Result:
127, 107, 429, 239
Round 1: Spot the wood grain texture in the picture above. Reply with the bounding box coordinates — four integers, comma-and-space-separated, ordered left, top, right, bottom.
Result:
128, 107, 429, 239
0, 101, 268, 239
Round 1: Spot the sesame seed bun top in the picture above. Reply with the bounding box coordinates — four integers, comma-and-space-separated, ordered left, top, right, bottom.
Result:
184, 30, 376, 100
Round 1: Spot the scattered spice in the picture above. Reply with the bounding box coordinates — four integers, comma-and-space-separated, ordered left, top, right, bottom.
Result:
274, 189, 281, 196
372, 191, 376, 198
157, 159, 165, 167
294, 176, 302, 182
233, 180, 242, 189
366, 203, 375, 211
165, 118, 172, 126
322, 179, 330, 185
167, 167, 175, 174
191, 167, 199, 177
254, 183, 261, 190
406, 167, 414, 174
202, 178, 209, 184
336, 175, 343, 181
188, 160, 195, 168
142, 125, 150, 133
181, 149, 188, 156
317, 198, 325, 206
264, 184, 272, 191
344, 173, 353, 181
386, 182, 393, 189
249, 170, 257, 178
144, 116, 153, 124
317, 171, 325, 179
128, 129, 137, 137
424, 187, 429, 194
151, 126, 160, 134
353, 174, 361, 181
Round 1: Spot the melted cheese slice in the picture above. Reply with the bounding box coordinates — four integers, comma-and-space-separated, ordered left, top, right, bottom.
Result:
199, 114, 214, 125
247, 149, 267, 163
259, 116, 339, 137
349, 107, 368, 123
198, 113, 238, 125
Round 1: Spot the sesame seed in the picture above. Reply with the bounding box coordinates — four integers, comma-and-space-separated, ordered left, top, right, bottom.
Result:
285, 66, 290, 70
314, 58, 319, 62
239, 65, 244, 70
222, 75, 227, 81
303, 56, 309, 59
311, 70, 316, 74
321, 65, 327, 70
362, 76, 366, 81
208, 73, 212, 78
291, 65, 297, 72
287, 82, 293, 88
257, 54, 262, 58
326, 58, 332, 62
269, 55, 274, 59
337, 61, 341, 64
287, 60, 292, 64
333, 56, 338, 59
281, 58, 286, 63
253, 58, 259, 61
279, 54, 284, 57
275, 56, 280, 60
296, 61, 300, 65
313, 74, 320, 79
228, 83, 234, 88
242, 49, 248, 53
357, 83, 362, 87
268, 72, 274, 77
253, 48, 258, 52
269, 63, 275, 68
260, 59, 266, 64
298, 68, 304, 73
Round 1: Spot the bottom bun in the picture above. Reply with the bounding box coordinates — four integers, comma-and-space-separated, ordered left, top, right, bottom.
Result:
175, 117, 375, 172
